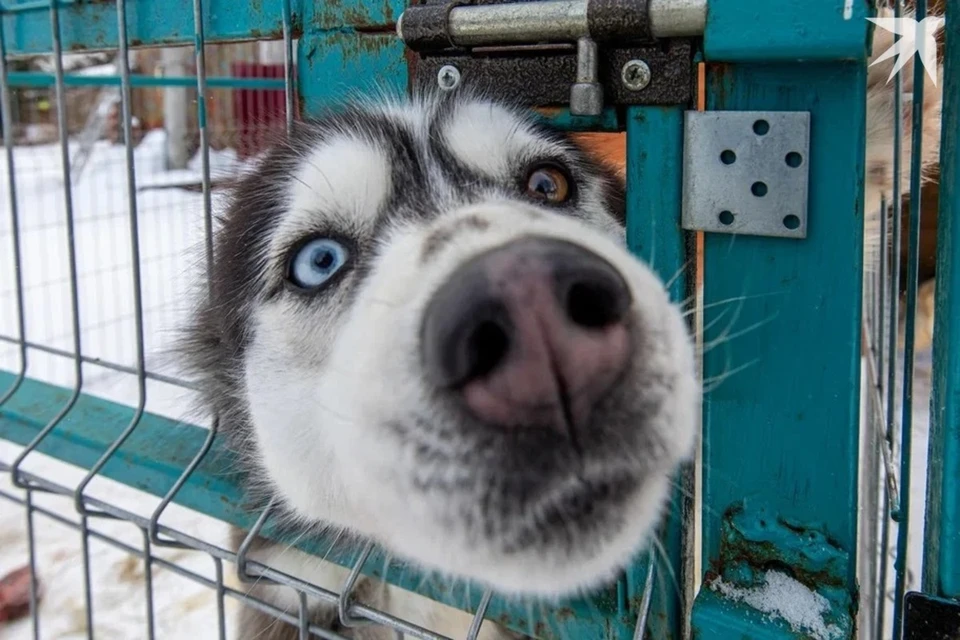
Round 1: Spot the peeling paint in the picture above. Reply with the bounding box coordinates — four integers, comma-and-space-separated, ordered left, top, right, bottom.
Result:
698, 503, 856, 639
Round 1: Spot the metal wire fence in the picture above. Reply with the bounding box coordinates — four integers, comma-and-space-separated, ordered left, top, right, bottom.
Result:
857, 1, 957, 638
0, 0, 957, 638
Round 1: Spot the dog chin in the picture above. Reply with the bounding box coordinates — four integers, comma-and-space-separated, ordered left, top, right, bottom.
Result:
327, 464, 672, 598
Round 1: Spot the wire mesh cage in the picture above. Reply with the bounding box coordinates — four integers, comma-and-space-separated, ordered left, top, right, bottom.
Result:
0, 0, 957, 639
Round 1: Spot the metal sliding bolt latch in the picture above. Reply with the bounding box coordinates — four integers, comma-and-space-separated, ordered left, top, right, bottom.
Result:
570, 37, 603, 116
396, 0, 706, 113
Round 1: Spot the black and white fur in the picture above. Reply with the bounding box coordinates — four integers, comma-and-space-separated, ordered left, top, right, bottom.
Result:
177, 91, 698, 639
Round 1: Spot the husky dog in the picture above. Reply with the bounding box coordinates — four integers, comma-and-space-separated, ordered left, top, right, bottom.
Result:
178, 91, 699, 638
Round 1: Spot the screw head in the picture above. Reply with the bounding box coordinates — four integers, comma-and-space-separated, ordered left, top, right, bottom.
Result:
621, 59, 651, 91
437, 65, 461, 91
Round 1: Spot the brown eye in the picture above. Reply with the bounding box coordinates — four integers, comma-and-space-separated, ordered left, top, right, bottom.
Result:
525, 165, 571, 203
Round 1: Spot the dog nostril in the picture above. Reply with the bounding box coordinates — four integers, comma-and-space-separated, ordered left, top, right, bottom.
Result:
566, 279, 628, 329
464, 320, 511, 382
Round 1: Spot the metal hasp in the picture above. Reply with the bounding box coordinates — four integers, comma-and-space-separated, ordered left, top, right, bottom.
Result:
902, 593, 960, 640
681, 110, 811, 239
396, 0, 704, 115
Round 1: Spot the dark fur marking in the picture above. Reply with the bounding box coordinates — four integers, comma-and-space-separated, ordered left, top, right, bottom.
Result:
420, 214, 491, 263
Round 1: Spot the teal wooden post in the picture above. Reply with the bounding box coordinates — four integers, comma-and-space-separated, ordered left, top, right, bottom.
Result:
625, 105, 691, 640
691, 1, 870, 634
924, 0, 960, 599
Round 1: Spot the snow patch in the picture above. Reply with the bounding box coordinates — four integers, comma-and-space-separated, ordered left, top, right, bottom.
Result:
711, 571, 844, 640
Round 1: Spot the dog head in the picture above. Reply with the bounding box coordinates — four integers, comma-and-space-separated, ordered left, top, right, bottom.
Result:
180, 92, 699, 598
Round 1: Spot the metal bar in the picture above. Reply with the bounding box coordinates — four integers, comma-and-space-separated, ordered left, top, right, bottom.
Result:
399, 0, 706, 48
923, 0, 960, 599
235, 500, 278, 584
865, 329, 901, 516
298, 591, 310, 640
148, 0, 222, 549
878, 194, 887, 421
887, 0, 906, 522
647, 0, 708, 38
879, 2, 906, 633
464, 590, 492, 640
0, 334, 198, 390
24, 490, 40, 640
281, 0, 295, 134
444, 1, 589, 44
862, 192, 888, 639
214, 557, 227, 640
73, 0, 149, 518
79, 514, 95, 638
892, 0, 929, 633
862, 305, 881, 640
337, 543, 374, 628
631, 549, 656, 640
3, 71, 287, 89
194, 0, 213, 284
0, 10, 27, 408
9, 0, 85, 496
147, 419, 218, 547
142, 529, 156, 640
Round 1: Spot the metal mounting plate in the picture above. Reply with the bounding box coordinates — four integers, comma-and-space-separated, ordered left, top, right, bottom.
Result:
411, 40, 693, 108
903, 592, 960, 640
681, 110, 811, 239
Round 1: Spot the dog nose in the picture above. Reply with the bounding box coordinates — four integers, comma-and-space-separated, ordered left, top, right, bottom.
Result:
420, 236, 633, 434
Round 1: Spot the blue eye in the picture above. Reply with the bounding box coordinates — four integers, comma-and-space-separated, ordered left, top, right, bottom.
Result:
288, 238, 349, 289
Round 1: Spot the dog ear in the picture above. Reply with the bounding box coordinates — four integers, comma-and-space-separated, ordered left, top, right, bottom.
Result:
864, 6, 944, 243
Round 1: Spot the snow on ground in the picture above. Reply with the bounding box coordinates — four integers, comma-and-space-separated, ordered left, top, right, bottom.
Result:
712, 570, 845, 640
0, 130, 937, 639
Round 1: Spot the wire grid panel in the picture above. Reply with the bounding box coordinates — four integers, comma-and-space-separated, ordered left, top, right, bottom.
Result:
858, 0, 958, 638
0, 44, 298, 640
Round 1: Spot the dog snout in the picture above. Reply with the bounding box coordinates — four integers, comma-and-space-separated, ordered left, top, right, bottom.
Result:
420, 236, 633, 435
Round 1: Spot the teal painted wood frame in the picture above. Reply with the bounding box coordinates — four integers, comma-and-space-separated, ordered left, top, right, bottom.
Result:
924, 0, 960, 600
691, 59, 867, 637
625, 105, 693, 639
703, 0, 873, 62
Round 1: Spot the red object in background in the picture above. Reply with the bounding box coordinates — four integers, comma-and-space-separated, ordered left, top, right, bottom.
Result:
231, 62, 298, 159
0, 565, 39, 624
